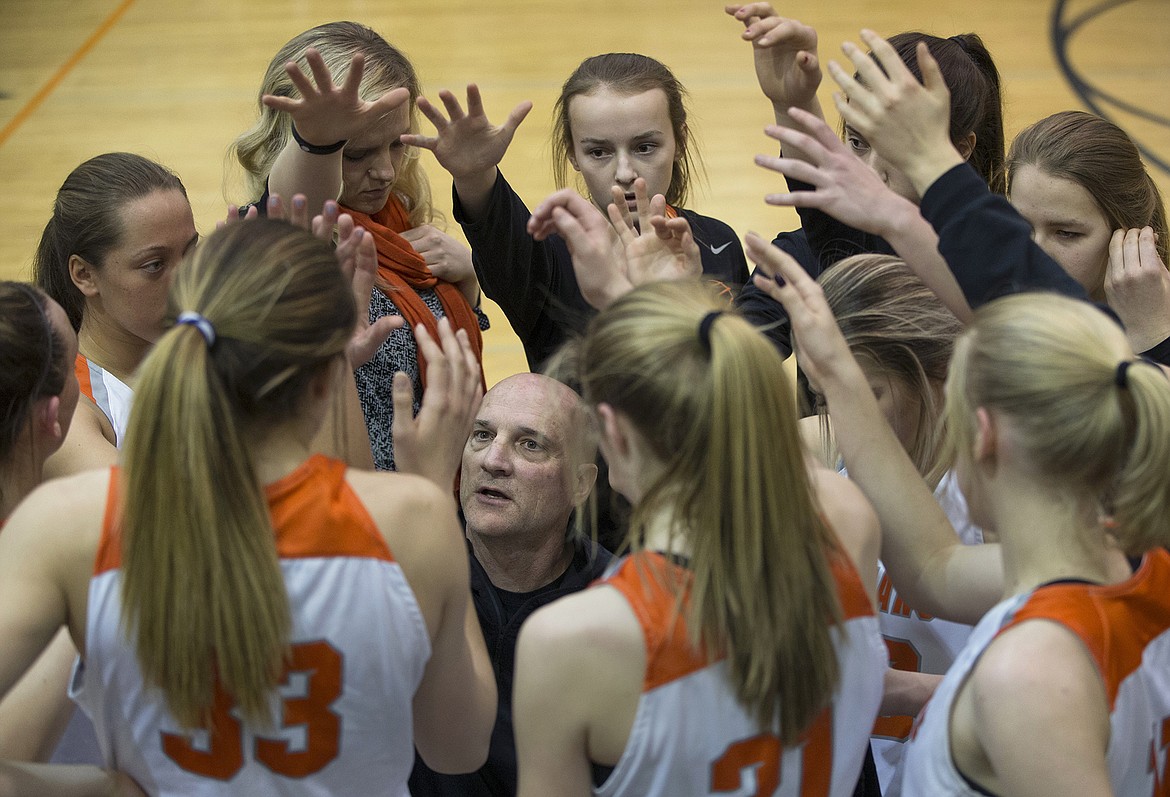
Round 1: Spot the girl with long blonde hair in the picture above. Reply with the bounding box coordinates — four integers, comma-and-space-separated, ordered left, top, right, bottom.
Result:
0, 219, 495, 794
755, 230, 1170, 795
232, 21, 488, 471
513, 280, 885, 796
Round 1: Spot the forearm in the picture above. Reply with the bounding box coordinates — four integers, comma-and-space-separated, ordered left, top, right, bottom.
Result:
881, 201, 973, 322
772, 101, 827, 163
879, 667, 944, 717
0, 763, 126, 797
268, 141, 342, 215
452, 272, 482, 308
454, 172, 556, 342
414, 592, 495, 773
903, 144, 965, 202
0, 630, 77, 761
452, 167, 500, 223
820, 359, 989, 621
920, 164, 1087, 308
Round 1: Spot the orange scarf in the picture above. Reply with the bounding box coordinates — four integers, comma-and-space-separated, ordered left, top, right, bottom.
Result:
342, 195, 486, 390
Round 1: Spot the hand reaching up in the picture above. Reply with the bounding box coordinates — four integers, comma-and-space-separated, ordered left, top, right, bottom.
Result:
391, 318, 483, 488
335, 219, 402, 367
528, 179, 701, 309
745, 231, 859, 392
607, 182, 701, 292
261, 49, 409, 147
402, 84, 532, 183
727, 3, 822, 116
826, 30, 962, 195
754, 107, 919, 238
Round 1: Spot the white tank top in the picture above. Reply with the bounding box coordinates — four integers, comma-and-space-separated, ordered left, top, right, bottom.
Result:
896, 549, 1170, 796
594, 549, 886, 797
73, 456, 431, 795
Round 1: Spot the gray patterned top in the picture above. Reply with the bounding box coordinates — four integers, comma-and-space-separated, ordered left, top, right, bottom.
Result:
355, 286, 489, 471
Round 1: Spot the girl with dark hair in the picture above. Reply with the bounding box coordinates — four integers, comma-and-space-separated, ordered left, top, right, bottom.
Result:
1008, 110, 1170, 356
0, 284, 78, 519
403, 52, 750, 369
33, 152, 198, 478
727, 4, 1005, 358
0, 282, 103, 777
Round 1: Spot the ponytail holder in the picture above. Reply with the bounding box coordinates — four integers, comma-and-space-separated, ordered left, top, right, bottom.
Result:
177, 311, 216, 348
698, 311, 723, 354
1115, 360, 1132, 389
948, 34, 972, 57
1115, 357, 1168, 389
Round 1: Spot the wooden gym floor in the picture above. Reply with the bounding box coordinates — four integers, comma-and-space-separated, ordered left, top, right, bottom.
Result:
1, 0, 1166, 385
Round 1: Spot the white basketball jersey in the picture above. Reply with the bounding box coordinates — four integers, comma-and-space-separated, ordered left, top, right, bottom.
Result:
897, 548, 1170, 796
73, 456, 432, 795
594, 550, 886, 797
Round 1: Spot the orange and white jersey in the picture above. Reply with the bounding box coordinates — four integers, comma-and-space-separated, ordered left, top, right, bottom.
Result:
75, 353, 133, 446
898, 549, 1170, 796
594, 550, 885, 797
872, 470, 984, 793
72, 455, 431, 796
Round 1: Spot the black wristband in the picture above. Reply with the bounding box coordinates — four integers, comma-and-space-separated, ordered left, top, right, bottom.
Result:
290, 123, 347, 155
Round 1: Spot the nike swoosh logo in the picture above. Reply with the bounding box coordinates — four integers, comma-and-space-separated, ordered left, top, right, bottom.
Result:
709, 242, 732, 255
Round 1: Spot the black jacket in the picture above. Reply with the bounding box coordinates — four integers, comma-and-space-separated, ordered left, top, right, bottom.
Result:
454, 171, 750, 370
409, 536, 613, 796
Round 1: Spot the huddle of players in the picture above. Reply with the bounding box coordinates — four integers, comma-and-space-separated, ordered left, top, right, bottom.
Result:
1, 3, 1169, 795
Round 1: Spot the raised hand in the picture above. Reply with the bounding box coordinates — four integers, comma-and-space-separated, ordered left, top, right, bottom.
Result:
754, 107, 918, 237
261, 49, 409, 147
746, 231, 857, 390
827, 31, 962, 194
391, 318, 483, 488
1106, 226, 1170, 352
727, 3, 822, 117
402, 84, 532, 182
608, 180, 701, 290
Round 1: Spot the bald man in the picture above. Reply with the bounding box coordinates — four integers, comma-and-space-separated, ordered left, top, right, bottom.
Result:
411, 373, 609, 797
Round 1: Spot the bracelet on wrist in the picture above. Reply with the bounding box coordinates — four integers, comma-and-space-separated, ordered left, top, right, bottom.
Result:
291, 123, 347, 155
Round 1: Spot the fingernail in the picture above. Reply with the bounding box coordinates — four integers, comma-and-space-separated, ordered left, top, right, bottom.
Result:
774, 274, 787, 287
293, 196, 306, 209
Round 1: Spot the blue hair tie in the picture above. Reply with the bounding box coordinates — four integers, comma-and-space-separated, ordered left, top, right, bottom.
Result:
176, 311, 216, 348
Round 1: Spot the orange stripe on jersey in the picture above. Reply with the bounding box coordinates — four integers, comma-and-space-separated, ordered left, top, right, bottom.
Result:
75, 353, 95, 403
609, 545, 874, 693
828, 549, 875, 621
606, 553, 711, 693
1001, 549, 1170, 708
264, 455, 393, 562
93, 455, 394, 576
93, 469, 122, 575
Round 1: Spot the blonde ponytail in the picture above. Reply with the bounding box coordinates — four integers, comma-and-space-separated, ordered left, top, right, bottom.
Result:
120, 219, 353, 728
580, 281, 842, 742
